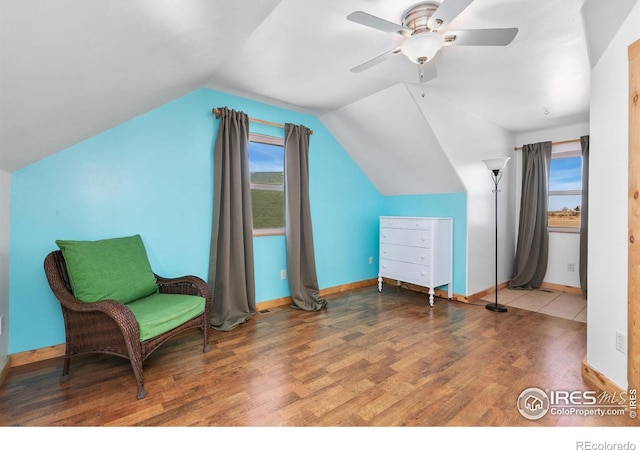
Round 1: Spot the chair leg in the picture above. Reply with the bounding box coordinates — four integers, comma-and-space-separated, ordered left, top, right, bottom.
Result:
136, 386, 147, 400
129, 356, 146, 400
61, 356, 71, 381
202, 318, 210, 353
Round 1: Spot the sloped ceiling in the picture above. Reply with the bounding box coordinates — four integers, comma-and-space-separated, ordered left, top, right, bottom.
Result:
1, 0, 635, 195
321, 83, 465, 196
581, 0, 638, 68
0, 0, 281, 171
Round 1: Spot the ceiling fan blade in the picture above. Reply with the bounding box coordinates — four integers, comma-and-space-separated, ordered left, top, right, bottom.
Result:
444, 28, 518, 46
347, 11, 408, 35
418, 61, 438, 84
350, 47, 402, 73
428, 0, 474, 29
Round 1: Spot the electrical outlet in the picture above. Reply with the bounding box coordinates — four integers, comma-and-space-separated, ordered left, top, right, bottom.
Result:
616, 331, 627, 354
368, 256, 373, 264
280, 269, 287, 280
567, 263, 576, 272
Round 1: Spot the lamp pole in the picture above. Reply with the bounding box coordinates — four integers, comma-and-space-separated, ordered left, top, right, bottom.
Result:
486, 170, 507, 312
482, 157, 510, 313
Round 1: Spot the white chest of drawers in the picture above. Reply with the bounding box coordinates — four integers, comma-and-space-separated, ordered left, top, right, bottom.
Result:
378, 216, 453, 306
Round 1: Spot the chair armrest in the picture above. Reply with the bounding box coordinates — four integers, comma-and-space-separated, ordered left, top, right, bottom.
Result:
155, 274, 211, 298
155, 274, 212, 320
57, 291, 140, 338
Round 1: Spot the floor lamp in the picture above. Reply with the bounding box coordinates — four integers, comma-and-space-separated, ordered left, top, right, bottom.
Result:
483, 157, 511, 313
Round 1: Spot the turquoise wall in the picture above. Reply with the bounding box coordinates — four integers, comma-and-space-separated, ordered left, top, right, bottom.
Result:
8, 89, 382, 353
8, 88, 468, 354
382, 193, 467, 295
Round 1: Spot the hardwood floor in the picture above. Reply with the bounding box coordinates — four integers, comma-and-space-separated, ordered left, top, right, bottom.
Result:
0, 286, 637, 428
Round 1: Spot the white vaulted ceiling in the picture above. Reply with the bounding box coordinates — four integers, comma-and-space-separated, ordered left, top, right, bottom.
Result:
0, 0, 636, 193
0, 0, 282, 171
321, 84, 466, 196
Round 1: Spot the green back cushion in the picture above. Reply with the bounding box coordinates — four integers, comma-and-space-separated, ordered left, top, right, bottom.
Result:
56, 234, 158, 304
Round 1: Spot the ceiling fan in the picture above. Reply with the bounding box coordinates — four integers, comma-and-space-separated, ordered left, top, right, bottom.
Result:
347, 0, 518, 83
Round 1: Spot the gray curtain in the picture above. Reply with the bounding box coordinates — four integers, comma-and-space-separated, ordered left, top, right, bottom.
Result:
284, 123, 327, 311
509, 141, 552, 290
579, 135, 589, 298
208, 107, 256, 330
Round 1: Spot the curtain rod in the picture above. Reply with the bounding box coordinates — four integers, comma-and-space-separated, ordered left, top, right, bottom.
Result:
211, 108, 313, 135
514, 138, 581, 151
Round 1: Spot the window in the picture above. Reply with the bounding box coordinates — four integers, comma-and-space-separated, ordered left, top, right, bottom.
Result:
248, 133, 284, 235
548, 144, 582, 231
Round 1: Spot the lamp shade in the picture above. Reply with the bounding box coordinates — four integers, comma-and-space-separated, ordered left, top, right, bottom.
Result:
401, 32, 445, 63
483, 157, 511, 172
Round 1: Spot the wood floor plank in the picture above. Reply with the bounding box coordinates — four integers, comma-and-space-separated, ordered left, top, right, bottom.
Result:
0, 286, 637, 427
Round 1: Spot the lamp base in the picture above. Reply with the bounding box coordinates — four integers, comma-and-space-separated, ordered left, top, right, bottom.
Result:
486, 303, 508, 313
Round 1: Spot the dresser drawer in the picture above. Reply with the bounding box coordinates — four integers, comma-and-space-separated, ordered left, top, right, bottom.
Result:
379, 259, 432, 285
380, 243, 432, 265
380, 228, 432, 247
380, 217, 432, 230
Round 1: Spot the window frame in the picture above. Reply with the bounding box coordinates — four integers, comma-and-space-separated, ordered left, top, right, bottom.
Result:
248, 132, 285, 237
548, 147, 582, 234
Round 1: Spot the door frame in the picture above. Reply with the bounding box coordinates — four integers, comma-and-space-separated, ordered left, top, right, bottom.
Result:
628, 38, 639, 395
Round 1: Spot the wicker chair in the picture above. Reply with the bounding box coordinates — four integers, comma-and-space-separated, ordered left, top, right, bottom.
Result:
44, 250, 212, 400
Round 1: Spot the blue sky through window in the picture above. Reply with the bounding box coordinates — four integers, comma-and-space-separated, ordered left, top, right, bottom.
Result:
548, 156, 581, 211
249, 141, 283, 174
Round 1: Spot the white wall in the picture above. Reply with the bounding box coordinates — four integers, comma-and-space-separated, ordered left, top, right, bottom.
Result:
587, 2, 639, 389
544, 233, 581, 287
410, 85, 516, 295
515, 122, 589, 289
0, 169, 10, 373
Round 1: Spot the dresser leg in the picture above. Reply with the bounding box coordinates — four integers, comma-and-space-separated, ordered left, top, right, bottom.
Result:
378, 275, 383, 292
429, 287, 434, 307
448, 284, 453, 300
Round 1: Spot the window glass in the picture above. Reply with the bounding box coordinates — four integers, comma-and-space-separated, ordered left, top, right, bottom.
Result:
548, 154, 581, 229
248, 134, 284, 234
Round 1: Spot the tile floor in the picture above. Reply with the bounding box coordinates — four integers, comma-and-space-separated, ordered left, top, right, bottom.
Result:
480, 288, 587, 322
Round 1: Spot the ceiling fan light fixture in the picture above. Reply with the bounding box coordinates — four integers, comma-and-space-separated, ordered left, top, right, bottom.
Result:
401, 32, 444, 63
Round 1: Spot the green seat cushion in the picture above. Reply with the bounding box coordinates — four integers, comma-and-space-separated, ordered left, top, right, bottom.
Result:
127, 293, 205, 341
56, 234, 158, 304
